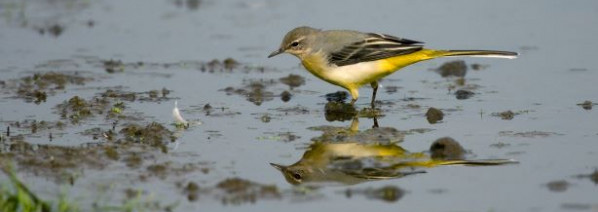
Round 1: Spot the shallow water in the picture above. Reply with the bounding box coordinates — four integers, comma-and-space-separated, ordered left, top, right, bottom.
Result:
1, 0, 598, 211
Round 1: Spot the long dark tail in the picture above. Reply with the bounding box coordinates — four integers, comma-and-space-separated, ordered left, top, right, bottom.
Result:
437, 159, 519, 166
439, 50, 519, 59
389, 159, 518, 168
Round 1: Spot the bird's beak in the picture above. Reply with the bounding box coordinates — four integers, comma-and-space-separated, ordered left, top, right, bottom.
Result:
268, 49, 284, 58
269, 163, 285, 171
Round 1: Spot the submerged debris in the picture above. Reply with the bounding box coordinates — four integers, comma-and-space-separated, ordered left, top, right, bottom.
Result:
37, 24, 65, 37
491, 110, 530, 120
429, 137, 465, 160
144, 162, 199, 179
471, 63, 489, 70
498, 131, 563, 138
344, 186, 405, 203
172, 0, 202, 10
119, 122, 175, 153
215, 178, 281, 205
324, 102, 357, 122
357, 107, 382, 119
493, 110, 515, 120
11, 72, 88, 104
202, 58, 242, 72
280, 90, 292, 102
577, 100, 596, 110
56, 96, 97, 123
221, 80, 276, 105
384, 85, 401, 94
183, 181, 201, 202
103, 59, 125, 73
102, 89, 137, 101
223, 58, 240, 70
101, 89, 172, 102
425, 107, 444, 124
1, 138, 107, 182
545, 180, 570, 192
435, 60, 467, 77
279, 74, 305, 89
260, 114, 271, 123
325, 91, 349, 103
454, 89, 475, 100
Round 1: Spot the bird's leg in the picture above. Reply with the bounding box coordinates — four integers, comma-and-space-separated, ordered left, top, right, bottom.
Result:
370, 81, 379, 108
349, 89, 359, 105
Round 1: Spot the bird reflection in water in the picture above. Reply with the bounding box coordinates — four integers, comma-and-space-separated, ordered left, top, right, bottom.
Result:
271, 118, 517, 186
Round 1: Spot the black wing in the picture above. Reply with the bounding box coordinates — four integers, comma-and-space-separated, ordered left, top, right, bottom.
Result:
328, 33, 424, 66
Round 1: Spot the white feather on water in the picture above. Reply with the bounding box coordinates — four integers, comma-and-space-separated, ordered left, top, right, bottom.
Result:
173, 100, 188, 125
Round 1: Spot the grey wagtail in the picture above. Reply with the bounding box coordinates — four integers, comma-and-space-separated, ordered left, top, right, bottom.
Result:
270, 118, 517, 186
270, 140, 516, 186
268, 26, 518, 107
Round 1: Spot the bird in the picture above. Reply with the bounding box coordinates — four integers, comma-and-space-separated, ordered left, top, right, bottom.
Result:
270, 140, 517, 186
268, 26, 518, 107
270, 118, 517, 186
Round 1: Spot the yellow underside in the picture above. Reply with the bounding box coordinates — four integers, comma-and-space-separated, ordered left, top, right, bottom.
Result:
376, 49, 442, 73
301, 49, 449, 99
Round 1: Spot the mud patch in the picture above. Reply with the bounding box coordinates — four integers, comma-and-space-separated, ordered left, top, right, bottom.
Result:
101, 88, 173, 102
429, 137, 465, 160
545, 180, 571, 192
491, 110, 530, 120
435, 60, 467, 77
5, 72, 89, 104
323, 102, 383, 122
221, 79, 277, 105
1, 136, 106, 183
324, 102, 357, 122
118, 122, 176, 153
279, 74, 305, 89
192, 104, 241, 117
143, 161, 200, 179
425, 107, 444, 124
215, 178, 281, 205
176, 177, 285, 205
454, 89, 475, 100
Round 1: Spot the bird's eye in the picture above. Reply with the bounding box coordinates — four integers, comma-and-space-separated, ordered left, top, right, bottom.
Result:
292, 173, 302, 180
291, 41, 299, 47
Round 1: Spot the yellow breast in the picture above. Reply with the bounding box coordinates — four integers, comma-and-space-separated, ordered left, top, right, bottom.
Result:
300, 49, 439, 90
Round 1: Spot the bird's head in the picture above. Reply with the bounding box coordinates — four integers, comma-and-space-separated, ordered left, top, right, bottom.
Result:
268, 26, 321, 59
269, 162, 311, 185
